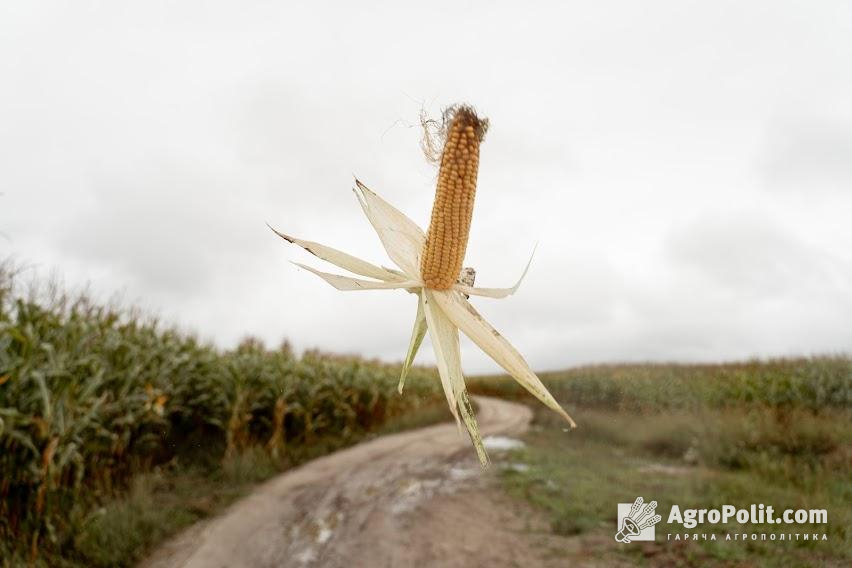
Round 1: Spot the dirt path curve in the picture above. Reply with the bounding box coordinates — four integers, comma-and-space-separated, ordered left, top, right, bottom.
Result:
141, 396, 538, 568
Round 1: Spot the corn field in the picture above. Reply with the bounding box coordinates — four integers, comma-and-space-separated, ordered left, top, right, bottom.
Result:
0, 266, 444, 560
470, 357, 852, 414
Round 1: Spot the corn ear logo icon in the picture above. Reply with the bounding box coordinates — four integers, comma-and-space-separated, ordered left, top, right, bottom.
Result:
616, 497, 661, 543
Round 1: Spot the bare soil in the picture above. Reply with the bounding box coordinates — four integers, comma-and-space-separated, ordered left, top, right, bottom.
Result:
141, 397, 609, 568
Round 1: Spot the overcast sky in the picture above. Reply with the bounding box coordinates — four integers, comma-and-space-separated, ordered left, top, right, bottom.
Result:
2, 1, 851, 371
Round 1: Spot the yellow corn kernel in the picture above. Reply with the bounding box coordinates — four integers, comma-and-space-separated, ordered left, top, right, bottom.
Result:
420, 106, 488, 290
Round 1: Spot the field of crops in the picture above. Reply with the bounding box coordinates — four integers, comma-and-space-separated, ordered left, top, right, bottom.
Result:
0, 267, 445, 565
4, 255, 851, 566
470, 356, 852, 414
470, 358, 852, 565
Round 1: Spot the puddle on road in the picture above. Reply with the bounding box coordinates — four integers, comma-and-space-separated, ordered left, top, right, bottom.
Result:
482, 436, 525, 451
388, 458, 485, 515
295, 548, 316, 565
293, 512, 344, 565
448, 466, 478, 480
391, 477, 444, 515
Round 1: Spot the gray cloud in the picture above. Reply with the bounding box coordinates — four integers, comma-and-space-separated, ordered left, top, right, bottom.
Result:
2, 1, 851, 372
763, 121, 852, 193
666, 212, 844, 298
60, 161, 246, 297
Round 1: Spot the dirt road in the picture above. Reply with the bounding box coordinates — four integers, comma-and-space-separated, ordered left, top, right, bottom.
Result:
141, 396, 564, 568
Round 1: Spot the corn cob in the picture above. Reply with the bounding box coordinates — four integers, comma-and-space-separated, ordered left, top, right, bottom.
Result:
273, 102, 577, 466
420, 106, 488, 290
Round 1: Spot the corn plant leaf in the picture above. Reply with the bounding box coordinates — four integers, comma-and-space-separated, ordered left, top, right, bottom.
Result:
399, 294, 428, 394
431, 290, 577, 428
268, 225, 406, 282
292, 263, 419, 291
423, 290, 488, 465
420, 291, 461, 430
457, 389, 488, 466
354, 179, 425, 278
454, 245, 535, 299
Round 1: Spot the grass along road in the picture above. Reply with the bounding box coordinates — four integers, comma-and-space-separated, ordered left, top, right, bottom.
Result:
500, 406, 850, 567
